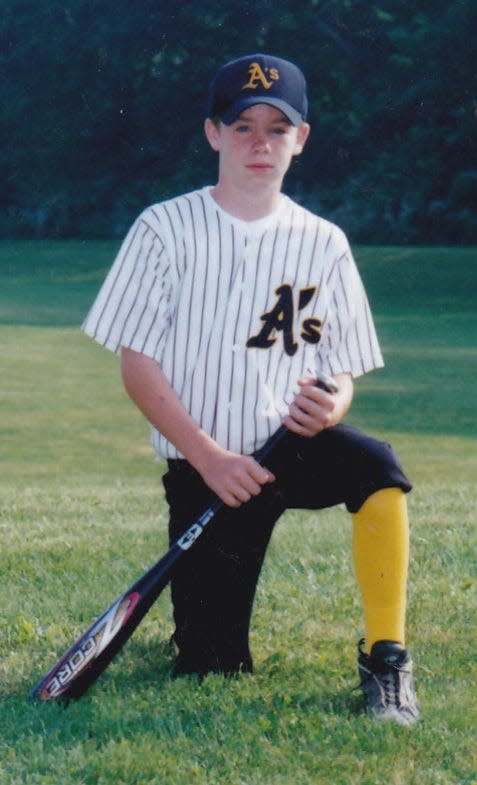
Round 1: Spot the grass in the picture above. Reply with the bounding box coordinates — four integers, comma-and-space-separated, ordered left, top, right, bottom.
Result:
0, 241, 476, 784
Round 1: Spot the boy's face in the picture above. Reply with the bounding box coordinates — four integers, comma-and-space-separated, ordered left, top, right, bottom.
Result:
205, 104, 310, 196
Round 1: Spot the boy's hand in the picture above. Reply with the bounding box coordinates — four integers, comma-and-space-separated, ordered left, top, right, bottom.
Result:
198, 446, 275, 508
283, 377, 337, 437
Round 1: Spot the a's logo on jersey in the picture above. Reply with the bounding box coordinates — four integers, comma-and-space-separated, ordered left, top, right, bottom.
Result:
242, 62, 280, 91
246, 284, 322, 357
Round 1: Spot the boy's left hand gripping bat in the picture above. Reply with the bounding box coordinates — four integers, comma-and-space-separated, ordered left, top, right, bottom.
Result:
31, 372, 338, 702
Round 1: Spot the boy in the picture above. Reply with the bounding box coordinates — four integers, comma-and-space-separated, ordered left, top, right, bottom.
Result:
82, 53, 419, 725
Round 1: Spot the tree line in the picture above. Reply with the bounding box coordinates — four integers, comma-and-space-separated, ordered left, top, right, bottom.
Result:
2, 0, 476, 243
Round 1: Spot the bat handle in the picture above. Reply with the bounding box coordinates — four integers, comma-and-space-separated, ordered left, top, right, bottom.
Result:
177, 371, 337, 549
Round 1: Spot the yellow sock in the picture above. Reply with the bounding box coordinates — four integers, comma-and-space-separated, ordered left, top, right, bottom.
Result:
352, 488, 409, 654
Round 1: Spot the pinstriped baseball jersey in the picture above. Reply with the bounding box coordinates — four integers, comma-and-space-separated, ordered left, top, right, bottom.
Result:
82, 186, 383, 459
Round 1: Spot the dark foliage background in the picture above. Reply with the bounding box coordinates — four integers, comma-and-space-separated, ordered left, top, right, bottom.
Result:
2, 0, 476, 243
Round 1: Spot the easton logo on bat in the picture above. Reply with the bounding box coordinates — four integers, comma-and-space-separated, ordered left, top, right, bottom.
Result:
39, 592, 141, 698
177, 508, 216, 551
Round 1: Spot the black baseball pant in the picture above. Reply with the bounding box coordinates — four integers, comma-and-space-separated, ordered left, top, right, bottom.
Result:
162, 424, 412, 677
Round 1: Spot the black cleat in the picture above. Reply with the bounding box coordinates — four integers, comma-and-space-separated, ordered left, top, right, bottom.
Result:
357, 639, 420, 726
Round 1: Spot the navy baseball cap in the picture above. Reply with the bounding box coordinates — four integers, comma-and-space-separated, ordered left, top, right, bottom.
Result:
207, 53, 308, 126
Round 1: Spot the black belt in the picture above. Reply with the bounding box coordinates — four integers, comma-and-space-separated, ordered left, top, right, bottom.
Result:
167, 459, 189, 472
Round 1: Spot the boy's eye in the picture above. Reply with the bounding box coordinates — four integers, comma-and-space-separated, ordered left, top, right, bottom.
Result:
234, 125, 289, 135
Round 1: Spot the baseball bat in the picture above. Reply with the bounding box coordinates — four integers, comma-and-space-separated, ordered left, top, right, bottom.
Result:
31, 371, 338, 702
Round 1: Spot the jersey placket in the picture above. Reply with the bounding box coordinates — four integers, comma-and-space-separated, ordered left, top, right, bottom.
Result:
216, 230, 257, 453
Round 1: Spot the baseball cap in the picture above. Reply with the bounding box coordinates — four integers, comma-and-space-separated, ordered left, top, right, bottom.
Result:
207, 53, 308, 126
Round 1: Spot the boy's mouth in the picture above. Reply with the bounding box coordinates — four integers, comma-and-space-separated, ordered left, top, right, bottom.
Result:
246, 163, 274, 171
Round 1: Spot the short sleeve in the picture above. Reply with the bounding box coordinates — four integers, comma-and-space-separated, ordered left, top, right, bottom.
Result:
82, 211, 173, 359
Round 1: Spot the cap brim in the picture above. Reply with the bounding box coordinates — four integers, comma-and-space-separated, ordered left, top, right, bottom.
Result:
219, 96, 303, 126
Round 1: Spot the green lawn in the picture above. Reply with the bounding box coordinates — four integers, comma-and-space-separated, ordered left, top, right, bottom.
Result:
0, 242, 476, 784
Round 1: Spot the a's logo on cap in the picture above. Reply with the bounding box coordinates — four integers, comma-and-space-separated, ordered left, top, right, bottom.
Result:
242, 62, 280, 91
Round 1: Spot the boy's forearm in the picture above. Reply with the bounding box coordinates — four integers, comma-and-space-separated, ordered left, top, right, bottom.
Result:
120, 346, 218, 470
120, 346, 274, 507
330, 372, 354, 425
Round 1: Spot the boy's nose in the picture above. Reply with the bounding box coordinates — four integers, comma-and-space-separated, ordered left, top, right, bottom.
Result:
252, 132, 270, 150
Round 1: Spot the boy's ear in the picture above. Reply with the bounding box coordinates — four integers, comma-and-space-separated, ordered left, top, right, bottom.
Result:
293, 122, 311, 156
204, 118, 221, 151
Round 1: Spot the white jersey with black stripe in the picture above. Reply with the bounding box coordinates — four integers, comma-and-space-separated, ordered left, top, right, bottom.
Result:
82, 186, 383, 459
